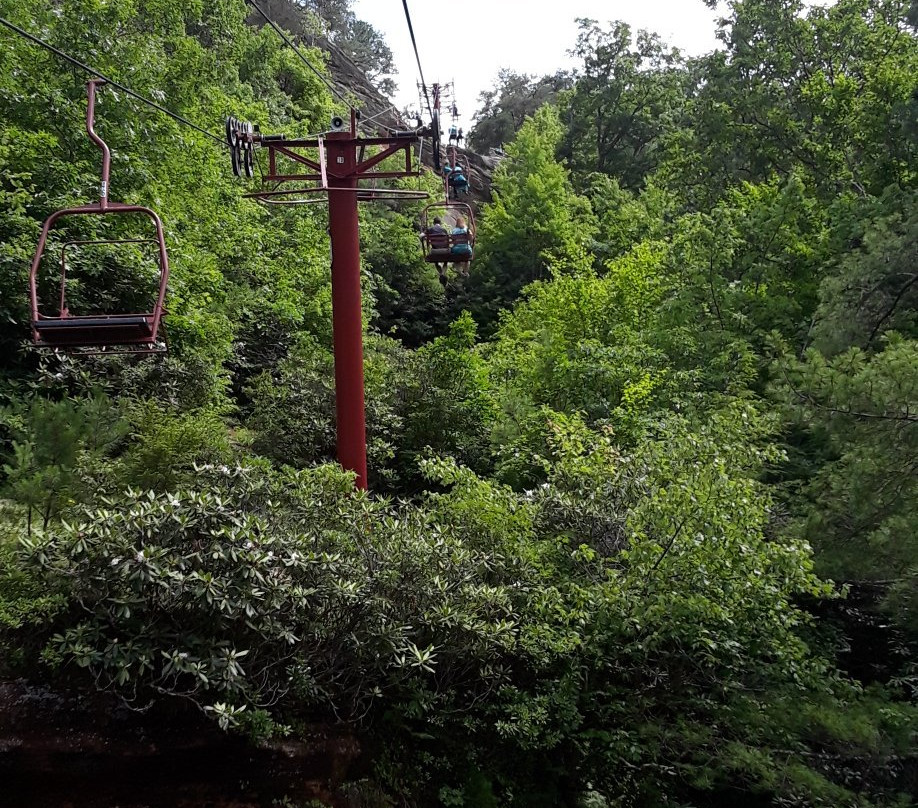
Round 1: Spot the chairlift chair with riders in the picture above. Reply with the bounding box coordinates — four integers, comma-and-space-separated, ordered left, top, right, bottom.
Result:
28, 79, 169, 353
420, 201, 475, 265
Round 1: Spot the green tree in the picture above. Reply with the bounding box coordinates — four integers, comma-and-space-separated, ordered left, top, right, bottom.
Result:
775, 337, 918, 633
1, 394, 128, 532
395, 313, 498, 488
661, 0, 918, 207
460, 105, 595, 331
561, 19, 688, 189
337, 18, 396, 96
469, 69, 572, 154
812, 188, 918, 354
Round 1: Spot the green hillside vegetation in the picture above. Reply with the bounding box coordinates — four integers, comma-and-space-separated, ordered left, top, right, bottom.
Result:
1, 0, 917, 805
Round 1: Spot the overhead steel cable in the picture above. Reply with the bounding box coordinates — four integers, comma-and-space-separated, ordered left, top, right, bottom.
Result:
401, 0, 432, 118
246, 1, 410, 140
360, 104, 399, 126
244, 0, 354, 112
360, 104, 417, 135
0, 16, 227, 148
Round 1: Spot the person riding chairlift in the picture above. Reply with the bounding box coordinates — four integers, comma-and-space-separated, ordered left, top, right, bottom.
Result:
450, 215, 473, 275
449, 167, 469, 198
424, 216, 450, 282
448, 124, 458, 144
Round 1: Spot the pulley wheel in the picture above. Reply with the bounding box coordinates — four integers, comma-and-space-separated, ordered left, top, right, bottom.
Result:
243, 121, 255, 178
226, 116, 242, 177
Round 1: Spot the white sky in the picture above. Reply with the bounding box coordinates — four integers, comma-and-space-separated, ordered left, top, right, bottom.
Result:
352, 0, 725, 132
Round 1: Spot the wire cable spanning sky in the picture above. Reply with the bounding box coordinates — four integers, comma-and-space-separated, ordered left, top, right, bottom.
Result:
352, 0, 723, 133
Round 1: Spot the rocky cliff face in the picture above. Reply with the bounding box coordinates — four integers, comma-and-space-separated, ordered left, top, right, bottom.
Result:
319, 36, 495, 205
318, 36, 405, 133
448, 146, 500, 205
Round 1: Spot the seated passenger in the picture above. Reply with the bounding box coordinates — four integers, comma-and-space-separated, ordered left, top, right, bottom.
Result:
449, 170, 468, 198
424, 217, 450, 276
426, 216, 448, 236
450, 215, 473, 274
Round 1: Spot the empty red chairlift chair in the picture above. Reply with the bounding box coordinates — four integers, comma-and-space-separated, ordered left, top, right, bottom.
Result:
28, 80, 169, 353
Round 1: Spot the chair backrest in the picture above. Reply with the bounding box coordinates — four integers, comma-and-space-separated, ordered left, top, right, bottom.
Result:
451, 230, 470, 246
427, 231, 450, 249
29, 205, 169, 345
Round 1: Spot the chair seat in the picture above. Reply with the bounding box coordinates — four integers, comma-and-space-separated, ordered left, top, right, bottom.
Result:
33, 315, 154, 347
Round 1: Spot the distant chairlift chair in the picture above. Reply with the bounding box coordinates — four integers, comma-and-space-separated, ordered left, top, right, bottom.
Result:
28, 79, 169, 353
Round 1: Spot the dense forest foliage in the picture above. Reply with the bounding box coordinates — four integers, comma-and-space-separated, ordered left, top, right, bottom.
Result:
0, 0, 916, 806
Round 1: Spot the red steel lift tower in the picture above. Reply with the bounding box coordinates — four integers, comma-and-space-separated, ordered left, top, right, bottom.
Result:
226, 112, 428, 490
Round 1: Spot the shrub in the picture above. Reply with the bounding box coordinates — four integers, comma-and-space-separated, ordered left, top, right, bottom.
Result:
13, 462, 529, 736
